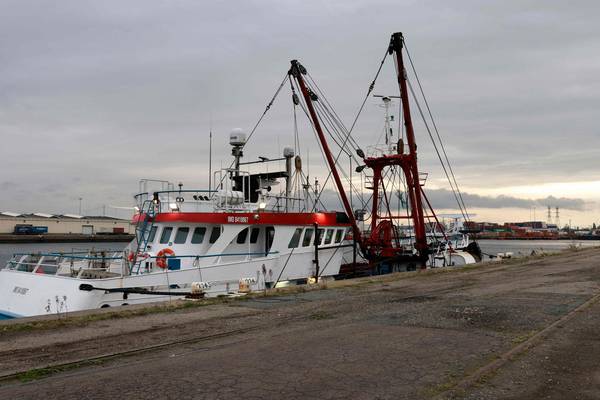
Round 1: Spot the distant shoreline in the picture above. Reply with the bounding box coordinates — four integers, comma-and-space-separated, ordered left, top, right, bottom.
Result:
0, 234, 134, 244
474, 236, 600, 241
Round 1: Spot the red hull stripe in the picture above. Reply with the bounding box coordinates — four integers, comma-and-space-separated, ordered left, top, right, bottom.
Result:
149, 212, 350, 226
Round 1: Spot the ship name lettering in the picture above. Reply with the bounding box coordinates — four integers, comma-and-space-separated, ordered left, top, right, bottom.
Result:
227, 216, 249, 223
13, 286, 29, 295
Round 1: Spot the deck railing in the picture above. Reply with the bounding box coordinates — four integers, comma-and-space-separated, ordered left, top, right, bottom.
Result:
133, 188, 309, 214
4, 250, 280, 278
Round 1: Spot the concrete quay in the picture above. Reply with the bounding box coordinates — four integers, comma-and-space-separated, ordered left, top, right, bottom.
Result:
1, 247, 600, 399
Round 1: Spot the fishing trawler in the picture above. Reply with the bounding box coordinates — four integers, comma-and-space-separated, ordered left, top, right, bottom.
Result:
0, 32, 479, 318
0, 139, 352, 318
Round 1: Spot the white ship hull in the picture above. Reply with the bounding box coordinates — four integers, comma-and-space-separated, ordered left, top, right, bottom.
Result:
0, 239, 345, 318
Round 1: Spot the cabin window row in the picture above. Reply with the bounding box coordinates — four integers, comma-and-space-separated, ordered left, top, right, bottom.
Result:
235, 227, 265, 244
148, 226, 221, 245
148, 225, 270, 246
288, 227, 345, 248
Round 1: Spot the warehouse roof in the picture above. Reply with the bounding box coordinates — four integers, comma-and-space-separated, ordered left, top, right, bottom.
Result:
0, 211, 21, 217
0, 212, 128, 221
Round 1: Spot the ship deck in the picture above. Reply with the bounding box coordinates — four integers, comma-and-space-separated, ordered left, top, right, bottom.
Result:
1, 247, 600, 399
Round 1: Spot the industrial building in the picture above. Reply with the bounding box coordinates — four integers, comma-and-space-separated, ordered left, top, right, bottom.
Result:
0, 212, 133, 235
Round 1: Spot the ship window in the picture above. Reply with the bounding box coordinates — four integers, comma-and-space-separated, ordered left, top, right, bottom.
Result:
160, 227, 173, 244
288, 228, 302, 248
191, 227, 206, 244
147, 226, 158, 243
174, 227, 189, 244
334, 229, 344, 243
324, 229, 334, 245
315, 228, 325, 246
236, 228, 248, 244
265, 227, 275, 254
302, 228, 314, 247
209, 226, 221, 244
250, 227, 260, 244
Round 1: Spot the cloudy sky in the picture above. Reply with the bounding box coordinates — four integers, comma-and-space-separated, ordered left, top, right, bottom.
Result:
1, 0, 599, 226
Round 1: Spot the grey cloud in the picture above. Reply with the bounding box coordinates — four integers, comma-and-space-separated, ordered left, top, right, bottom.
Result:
0, 181, 18, 190
314, 188, 588, 214
1, 1, 599, 223
425, 189, 587, 211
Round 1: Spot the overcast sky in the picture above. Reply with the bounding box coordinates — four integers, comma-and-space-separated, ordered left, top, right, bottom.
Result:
1, 0, 599, 226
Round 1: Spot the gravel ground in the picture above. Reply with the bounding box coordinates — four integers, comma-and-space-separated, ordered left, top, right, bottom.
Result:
1, 248, 599, 399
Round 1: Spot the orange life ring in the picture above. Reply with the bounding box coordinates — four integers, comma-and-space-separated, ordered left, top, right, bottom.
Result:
156, 248, 175, 269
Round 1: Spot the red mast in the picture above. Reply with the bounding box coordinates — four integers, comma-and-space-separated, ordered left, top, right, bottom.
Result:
360, 32, 429, 263
289, 32, 429, 265
389, 32, 428, 259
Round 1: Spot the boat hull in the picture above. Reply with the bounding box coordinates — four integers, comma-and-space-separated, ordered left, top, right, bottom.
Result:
0, 246, 344, 318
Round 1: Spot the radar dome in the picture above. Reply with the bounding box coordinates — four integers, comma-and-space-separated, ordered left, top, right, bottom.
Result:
229, 128, 247, 146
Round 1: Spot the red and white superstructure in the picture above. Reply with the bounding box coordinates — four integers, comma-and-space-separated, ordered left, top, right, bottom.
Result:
0, 137, 351, 318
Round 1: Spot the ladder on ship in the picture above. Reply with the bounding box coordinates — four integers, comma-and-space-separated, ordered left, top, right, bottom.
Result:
132, 199, 156, 274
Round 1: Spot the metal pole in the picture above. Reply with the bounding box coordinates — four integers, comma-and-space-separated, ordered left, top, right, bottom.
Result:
313, 223, 319, 283
353, 235, 357, 276
285, 152, 293, 211
208, 129, 213, 192
350, 154, 353, 211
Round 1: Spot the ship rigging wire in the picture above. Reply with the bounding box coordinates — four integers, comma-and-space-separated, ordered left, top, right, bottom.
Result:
287, 35, 471, 250
289, 77, 367, 211
404, 42, 471, 221
304, 48, 390, 210
211, 38, 470, 237
214, 73, 289, 191
406, 78, 469, 221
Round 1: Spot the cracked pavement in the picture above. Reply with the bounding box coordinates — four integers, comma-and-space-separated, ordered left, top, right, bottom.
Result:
1, 248, 600, 399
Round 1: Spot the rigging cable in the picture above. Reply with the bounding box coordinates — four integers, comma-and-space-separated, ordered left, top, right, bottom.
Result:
305, 48, 390, 213
291, 79, 367, 209
214, 73, 289, 191
292, 85, 363, 211
406, 77, 468, 221
306, 73, 363, 152
404, 41, 471, 220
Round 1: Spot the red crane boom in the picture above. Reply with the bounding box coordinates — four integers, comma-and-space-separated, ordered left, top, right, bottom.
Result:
289, 32, 430, 266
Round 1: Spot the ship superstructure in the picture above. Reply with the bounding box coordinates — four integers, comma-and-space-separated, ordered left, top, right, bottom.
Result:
0, 128, 354, 317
